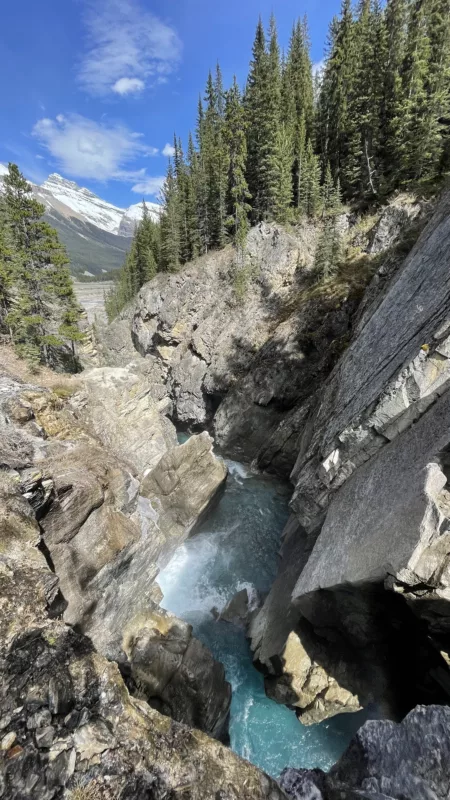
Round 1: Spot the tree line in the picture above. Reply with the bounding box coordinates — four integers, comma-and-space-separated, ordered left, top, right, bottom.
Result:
0, 164, 83, 369
107, 0, 450, 319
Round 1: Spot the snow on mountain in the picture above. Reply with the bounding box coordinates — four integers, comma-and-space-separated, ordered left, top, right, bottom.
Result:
0, 168, 161, 276
118, 201, 161, 236
1, 168, 160, 236
40, 174, 123, 234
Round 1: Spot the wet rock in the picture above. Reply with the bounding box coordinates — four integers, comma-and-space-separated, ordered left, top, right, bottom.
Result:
216, 587, 260, 628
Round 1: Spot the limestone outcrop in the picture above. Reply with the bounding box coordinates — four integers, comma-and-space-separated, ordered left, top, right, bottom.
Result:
131, 222, 318, 436
0, 369, 230, 739
281, 705, 450, 800
251, 190, 450, 724
0, 476, 284, 800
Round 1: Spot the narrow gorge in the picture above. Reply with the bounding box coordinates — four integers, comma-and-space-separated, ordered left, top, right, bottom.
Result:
2, 190, 450, 799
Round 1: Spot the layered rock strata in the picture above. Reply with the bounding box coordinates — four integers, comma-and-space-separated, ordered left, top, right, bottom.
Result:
0, 369, 230, 738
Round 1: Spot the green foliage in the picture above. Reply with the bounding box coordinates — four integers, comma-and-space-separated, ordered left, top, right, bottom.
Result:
0, 163, 82, 369
104, 5, 450, 310
105, 202, 161, 322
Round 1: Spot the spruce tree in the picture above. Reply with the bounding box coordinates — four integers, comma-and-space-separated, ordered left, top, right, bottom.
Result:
318, 0, 357, 192
224, 76, 252, 249
300, 140, 321, 217
399, 0, 432, 182
134, 202, 159, 287
381, 0, 409, 190
160, 161, 181, 272
245, 17, 268, 221
3, 163, 82, 367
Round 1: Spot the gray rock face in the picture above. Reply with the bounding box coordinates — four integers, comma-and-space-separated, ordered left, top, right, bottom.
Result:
252, 190, 450, 724
71, 366, 177, 477
132, 222, 317, 438
123, 607, 231, 741
281, 705, 450, 800
0, 371, 230, 739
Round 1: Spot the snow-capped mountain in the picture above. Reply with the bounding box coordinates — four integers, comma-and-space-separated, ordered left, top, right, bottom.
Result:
39, 173, 161, 235
0, 166, 161, 277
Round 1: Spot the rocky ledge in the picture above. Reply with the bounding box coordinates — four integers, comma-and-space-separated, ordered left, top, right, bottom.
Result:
0, 365, 231, 742
0, 470, 283, 799
281, 705, 450, 800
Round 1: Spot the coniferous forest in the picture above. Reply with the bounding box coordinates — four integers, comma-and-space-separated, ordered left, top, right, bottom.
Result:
0, 164, 83, 368
105, 0, 450, 319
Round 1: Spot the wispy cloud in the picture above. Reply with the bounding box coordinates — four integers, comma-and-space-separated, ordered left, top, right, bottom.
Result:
131, 176, 165, 197
32, 113, 158, 182
78, 0, 182, 97
162, 143, 175, 157
113, 77, 145, 96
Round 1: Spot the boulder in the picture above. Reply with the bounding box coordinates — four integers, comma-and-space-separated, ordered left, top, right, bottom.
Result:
281, 705, 450, 800
215, 587, 260, 628
140, 431, 227, 539
123, 608, 231, 741
71, 365, 177, 477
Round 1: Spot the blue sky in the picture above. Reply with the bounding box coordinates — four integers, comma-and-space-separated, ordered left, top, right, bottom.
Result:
0, 0, 341, 209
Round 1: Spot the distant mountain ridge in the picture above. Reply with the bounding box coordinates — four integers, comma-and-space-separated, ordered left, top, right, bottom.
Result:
0, 165, 161, 277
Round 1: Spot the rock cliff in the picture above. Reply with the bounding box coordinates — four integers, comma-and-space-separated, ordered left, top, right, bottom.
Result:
0, 367, 230, 742
102, 190, 450, 731
0, 470, 283, 799
251, 191, 450, 723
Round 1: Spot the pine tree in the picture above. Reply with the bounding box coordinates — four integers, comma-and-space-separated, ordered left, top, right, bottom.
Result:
134, 202, 159, 287
381, 0, 409, 190
421, 0, 450, 178
186, 133, 202, 260
399, 0, 432, 182
300, 140, 321, 217
272, 123, 294, 223
224, 76, 252, 249
3, 163, 82, 367
202, 67, 228, 249
195, 96, 210, 253
0, 199, 17, 336
160, 162, 181, 272
318, 0, 357, 192
263, 14, 284, 219
245, 17, 268, 221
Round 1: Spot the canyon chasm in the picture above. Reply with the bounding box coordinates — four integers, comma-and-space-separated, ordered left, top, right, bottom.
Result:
2, 191, 450, 799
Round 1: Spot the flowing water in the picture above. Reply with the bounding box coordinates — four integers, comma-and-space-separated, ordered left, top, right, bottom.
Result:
158, 444, 377, 779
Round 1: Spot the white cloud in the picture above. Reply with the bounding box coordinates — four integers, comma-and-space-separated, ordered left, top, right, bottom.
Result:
131, 176, 165, 196
79, 0, 182, 97
32, 113, 158, 182
312, 59, 326, 78
162, 142, 175, 157
112, 77, 145, 95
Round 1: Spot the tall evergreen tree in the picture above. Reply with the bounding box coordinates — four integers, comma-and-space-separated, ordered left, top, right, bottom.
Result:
160, 162, 181, 272
318, 0, 356, 191
245, 17, 268, 221
3, 163, 82, 367
381, 0, 409, 190
224, 77, 252, 248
